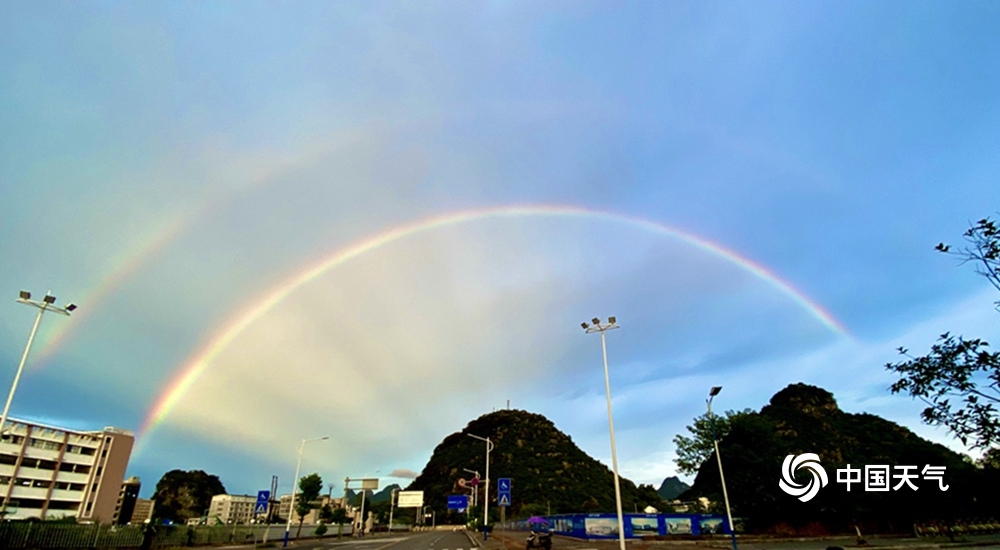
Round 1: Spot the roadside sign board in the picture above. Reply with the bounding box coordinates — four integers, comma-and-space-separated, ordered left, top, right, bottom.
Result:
255, 490, 270, 514
397, 490, 424, 508
497, 477, 511, 507
447, 495, 468, 510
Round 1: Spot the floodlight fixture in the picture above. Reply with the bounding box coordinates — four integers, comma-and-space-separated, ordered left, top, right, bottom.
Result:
18, 290, 30, 300
66, 303, 77, 312
709, 386, 722, 397
608, 316, 616, 324
581, 322, 589, 330
43, 294, 56, 304
591, 317, 600, 325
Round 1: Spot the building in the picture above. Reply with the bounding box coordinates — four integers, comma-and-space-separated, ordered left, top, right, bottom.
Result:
113, 476, 141, 525
208, 493, 257, 524
277, 494, 343, 525
0, 417, 134, 522
129, 498, 155, 524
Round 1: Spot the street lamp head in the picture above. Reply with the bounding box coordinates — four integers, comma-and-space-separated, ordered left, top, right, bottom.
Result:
18, 290, 30, 300
608, 316, 616, 324
709, 386, 722, 397
320, 436, 330, 441
43, 294, 56, 304
65, 303, 77, 312
581, 322, 589, 330
591, 317, 600, 325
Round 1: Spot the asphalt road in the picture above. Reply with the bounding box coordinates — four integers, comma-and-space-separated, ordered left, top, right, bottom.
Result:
285, 530, 477, 550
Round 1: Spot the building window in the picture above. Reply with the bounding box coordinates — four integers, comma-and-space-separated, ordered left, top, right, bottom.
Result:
95, 466, 102, 476
86, 502, 93, 512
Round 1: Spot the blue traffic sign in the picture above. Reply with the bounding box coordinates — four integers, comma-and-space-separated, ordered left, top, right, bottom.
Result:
498, 478, 511, 492
255, 490, 270, 515
447, 495, 469, 510
497, 492, 511, 507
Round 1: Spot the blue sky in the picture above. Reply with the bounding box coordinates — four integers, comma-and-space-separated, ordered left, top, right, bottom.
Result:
2, 2, 999, 500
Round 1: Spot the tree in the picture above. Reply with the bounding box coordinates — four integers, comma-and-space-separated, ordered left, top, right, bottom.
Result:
979, 447, 1000, 469
887, 217, 1000, 449
151, 470, 226, 524
672, 408, 753, 475
330, 507, 349, 538
295, 473, 323, 538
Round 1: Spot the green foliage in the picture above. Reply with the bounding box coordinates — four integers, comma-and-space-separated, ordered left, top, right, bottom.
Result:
151, 469, 226, 523
330, 507, 349, 525
405, 409, 645, 518
314, 523, 328, 536
673, 408, 754, 475
319, 504, 334, 523
979, 447, 1000, 469
888, 333, 1000, 448
634, 483, 665, 512
888, 217, 1000, 449
296, 473, 323, 521
330, 507, 349, 538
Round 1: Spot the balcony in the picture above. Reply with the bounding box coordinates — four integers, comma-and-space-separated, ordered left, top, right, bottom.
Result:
9, 485, 51, 500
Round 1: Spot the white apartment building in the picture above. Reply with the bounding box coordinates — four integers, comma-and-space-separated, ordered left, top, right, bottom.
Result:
208, 493, 257, 524
0, 417, 134, 522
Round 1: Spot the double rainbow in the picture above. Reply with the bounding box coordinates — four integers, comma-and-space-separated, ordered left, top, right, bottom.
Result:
137, 204, 848, 447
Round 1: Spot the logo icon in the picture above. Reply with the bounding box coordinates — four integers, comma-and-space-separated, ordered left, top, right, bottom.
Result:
779, 453, 828, 502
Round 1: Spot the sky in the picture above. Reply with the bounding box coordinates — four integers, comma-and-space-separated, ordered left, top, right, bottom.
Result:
2, 2, 1000, 501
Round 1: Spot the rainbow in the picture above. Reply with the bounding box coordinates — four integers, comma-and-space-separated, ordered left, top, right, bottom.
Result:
31, 216, 191, 368
137, 204, 849, 447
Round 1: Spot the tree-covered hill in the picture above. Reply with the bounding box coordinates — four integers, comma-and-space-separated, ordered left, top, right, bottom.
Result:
406, 409, 661, 521
656, 476, 690, 500
686, 383, 1000, 534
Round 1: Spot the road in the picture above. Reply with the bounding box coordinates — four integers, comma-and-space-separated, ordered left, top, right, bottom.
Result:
286, 530, 477, 550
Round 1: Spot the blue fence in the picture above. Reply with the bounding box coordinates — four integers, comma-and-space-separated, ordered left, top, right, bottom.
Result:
516, 513, 732, 538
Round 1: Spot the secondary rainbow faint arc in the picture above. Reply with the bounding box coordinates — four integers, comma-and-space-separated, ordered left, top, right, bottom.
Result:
138, 204, 849, 444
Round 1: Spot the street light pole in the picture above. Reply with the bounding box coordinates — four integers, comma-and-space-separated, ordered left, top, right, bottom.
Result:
1, 291, 76, 439
284, 436, 329, 547
388, 488, 398, 533
708, 387, 737, 550
467, 433, 493, 540
1, 291, 75, 518
582, 316, 625, 550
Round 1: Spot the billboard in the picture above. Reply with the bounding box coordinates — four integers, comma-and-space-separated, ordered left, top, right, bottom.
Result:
397, 490, 424, 508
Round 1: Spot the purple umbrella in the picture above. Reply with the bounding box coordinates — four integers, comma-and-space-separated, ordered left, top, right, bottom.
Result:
527, 516, 549, 524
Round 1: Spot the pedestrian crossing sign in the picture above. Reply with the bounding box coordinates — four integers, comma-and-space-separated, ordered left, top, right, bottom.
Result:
498, 493, 511, 507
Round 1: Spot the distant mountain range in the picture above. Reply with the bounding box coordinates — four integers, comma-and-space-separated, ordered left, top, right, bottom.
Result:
345, 483, 401, 504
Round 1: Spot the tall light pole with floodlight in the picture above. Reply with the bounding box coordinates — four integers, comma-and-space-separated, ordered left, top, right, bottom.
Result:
467, 433, 493, 540
707, 386, 738, 550
581, 316, 625, 550
284, 436, 329, 547
1, 291, 76, 440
